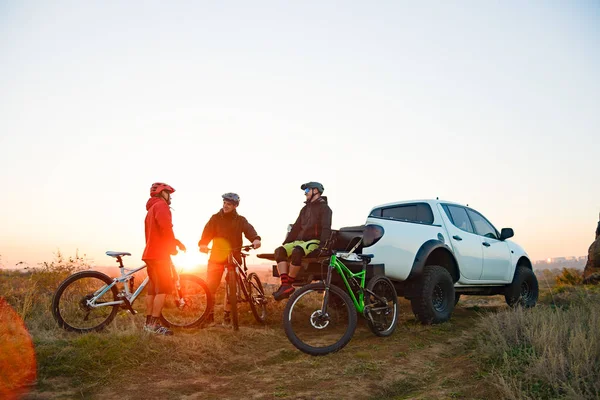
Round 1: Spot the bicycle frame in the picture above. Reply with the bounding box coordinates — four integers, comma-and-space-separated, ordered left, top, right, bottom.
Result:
228, 253, 248, 279
86, 265, 150, 309
324, 254, 367, 313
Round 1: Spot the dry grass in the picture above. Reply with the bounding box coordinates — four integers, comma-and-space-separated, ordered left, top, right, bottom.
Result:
2, 259, 600, 399
475, 285, 600, 400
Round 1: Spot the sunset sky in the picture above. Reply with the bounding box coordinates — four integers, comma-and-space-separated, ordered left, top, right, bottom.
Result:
1, 1, 599, 270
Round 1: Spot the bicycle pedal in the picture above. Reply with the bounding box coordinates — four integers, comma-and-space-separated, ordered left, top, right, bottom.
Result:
119, 296, 137, 315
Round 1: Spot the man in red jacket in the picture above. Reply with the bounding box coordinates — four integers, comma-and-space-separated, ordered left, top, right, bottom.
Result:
142, 182, 186, 335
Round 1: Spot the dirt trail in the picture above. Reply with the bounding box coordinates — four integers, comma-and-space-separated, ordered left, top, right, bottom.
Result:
25, 298, 505, 400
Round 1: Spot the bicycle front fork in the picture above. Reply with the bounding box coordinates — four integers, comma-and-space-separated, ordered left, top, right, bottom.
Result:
321, 264, 334, 315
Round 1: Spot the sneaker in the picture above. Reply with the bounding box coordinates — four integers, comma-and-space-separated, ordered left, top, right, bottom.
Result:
152, 324, 174, 336
273, 284, 295, 301
144, 323, 174, 336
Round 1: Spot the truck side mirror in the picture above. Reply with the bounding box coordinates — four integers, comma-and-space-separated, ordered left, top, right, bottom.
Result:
500, 228, 514, 241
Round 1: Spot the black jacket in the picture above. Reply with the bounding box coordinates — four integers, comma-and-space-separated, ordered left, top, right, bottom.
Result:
198, 210, 260, 264
284, 196, 332, 246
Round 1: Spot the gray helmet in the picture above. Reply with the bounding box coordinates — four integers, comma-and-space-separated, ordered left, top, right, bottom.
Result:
222, 192, 240, 206
301, 182, 324, 194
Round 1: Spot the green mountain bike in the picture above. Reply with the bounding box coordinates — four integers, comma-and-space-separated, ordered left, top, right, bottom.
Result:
282, 235, 398, 355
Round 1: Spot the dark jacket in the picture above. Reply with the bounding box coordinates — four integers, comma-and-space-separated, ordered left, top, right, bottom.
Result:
198, 210, 260, 264
142, 197, 177, 261
285, 196, 333, 246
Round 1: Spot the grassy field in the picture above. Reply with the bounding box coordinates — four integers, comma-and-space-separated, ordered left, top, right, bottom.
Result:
1, 262, 599, 400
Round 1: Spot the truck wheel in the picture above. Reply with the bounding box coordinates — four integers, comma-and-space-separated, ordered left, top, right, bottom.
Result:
410, 265, 455, 325
454, 293, 461, 306
505, 266, 538, 308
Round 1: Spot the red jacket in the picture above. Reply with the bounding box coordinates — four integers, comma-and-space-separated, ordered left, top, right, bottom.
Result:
142, 197, 178, 261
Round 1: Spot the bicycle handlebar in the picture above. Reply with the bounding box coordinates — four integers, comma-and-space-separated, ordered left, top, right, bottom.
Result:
204, 244, 256, 253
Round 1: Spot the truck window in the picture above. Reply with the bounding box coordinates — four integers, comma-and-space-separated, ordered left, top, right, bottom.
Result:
380, 203, 433, 224
369, 208, 382, 217
466, 209, 499, 239
444, 205, 475, 234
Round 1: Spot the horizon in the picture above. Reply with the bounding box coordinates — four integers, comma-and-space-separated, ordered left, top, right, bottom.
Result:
0, 253, 589, 273
1, 2, 599, 267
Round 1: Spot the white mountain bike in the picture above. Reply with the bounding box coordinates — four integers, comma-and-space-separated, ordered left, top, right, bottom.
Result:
52, 251, 212, 332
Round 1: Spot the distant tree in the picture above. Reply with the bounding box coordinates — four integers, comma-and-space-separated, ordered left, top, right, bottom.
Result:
555, 268, 583, 286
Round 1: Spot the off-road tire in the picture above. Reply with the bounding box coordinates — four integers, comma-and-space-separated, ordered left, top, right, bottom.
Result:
410, 265, 455, 325
283, 282, 357, 356
505, 266, 538, 308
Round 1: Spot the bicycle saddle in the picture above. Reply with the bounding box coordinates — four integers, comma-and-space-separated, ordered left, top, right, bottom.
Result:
257, 253, 276, 261
358, 254, 374, 262
106, 251, 132, 258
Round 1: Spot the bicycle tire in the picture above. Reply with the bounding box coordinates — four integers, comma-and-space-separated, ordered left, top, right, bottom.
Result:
160, 274, 213, 328
51, 270, 119, 333
226, 266, 239, 331
364, 275, 398, 337
247, 272, 267, 324
283, 282, 357, 356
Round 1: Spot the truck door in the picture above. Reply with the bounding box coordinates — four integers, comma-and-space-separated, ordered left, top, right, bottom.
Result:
466, 209, 512, 282
439, 204, 483, 280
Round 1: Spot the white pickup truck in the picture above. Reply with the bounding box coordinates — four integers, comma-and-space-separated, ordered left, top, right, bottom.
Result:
362, 199, 538, 324
260, 199, 538, 325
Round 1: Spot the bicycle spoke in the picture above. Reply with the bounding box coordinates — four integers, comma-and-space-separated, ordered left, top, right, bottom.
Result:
53, 272, 119, 332
161, 275, 211, 328
287, 286, 353, 351
365, 276, 398, 337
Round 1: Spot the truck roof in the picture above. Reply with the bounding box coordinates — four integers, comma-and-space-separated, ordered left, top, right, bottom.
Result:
370, 199, 467, 210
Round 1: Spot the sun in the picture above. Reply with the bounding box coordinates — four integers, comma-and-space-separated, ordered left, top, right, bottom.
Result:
173, 251, 207, 272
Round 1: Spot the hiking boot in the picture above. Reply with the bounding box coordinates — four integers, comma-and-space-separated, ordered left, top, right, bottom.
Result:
222, 311, 231, 327
273, 284, 295, 301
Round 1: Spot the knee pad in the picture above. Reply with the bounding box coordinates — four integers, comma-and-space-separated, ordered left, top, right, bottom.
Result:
290, 246, 304, 266
274, 247, 288, 263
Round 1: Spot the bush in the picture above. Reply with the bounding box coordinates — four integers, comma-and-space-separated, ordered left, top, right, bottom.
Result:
0, 251, 92, 329
554, 268, 583, 287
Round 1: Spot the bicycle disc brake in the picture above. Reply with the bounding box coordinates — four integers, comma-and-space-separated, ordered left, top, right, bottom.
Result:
310, 310, 330, 329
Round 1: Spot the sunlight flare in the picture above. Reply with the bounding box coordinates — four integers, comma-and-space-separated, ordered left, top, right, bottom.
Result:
173, 251, 207, 272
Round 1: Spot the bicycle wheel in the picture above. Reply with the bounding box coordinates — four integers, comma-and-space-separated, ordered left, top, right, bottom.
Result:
283, 282, 357, 356
52, 271, 119, 333
160, 274, 212, 328
226, 267, 239, 331
364, 275, 398, 337
247, 272, 267, 324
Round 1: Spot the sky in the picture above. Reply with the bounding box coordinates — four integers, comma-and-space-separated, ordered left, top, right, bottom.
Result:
1, 1, 599, 270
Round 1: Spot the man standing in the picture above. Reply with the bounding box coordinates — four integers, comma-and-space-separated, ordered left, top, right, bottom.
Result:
272, 182, 332, 301
198, 193, 261, 326
142, 182, 186, 335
